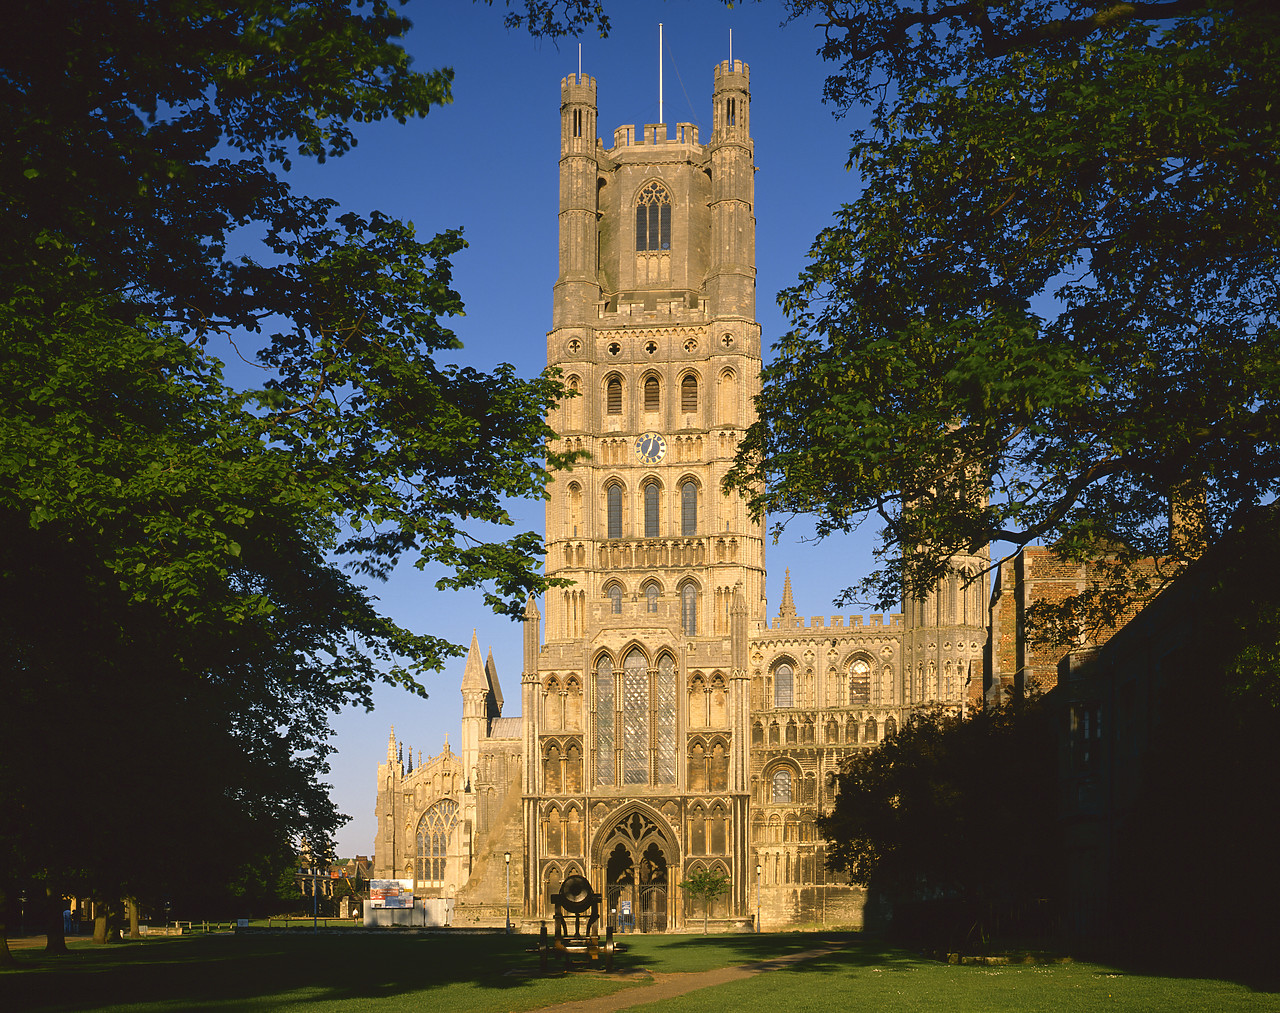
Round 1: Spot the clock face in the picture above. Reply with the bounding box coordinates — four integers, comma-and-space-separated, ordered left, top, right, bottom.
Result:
635, 431, 667, 465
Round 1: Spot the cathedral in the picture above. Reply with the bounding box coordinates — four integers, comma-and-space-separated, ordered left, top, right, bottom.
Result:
372, 58, 989, 931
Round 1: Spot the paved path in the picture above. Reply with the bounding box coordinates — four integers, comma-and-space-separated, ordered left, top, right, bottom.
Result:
518, 944, 843, 1013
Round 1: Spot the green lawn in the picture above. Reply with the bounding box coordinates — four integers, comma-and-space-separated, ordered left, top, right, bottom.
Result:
2, 931, 1276, 1013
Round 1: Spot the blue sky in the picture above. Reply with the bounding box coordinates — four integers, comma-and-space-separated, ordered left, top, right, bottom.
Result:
286, 0, 887, 858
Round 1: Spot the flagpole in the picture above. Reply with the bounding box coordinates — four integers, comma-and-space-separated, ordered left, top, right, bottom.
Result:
659, 22, 664, 124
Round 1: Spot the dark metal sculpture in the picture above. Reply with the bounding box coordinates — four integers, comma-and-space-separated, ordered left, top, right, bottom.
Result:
536, 874, 624, 972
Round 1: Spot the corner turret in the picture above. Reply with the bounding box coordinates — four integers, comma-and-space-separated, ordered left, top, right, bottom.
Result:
707, 60, 755, 319
555, 73, 601, 328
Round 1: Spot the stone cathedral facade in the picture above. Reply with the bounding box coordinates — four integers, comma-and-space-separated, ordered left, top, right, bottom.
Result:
373, 60, 989, 931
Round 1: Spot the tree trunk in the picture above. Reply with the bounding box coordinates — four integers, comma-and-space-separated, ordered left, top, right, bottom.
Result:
0, 886, 14, 967
127, 898, 141, 940
44, 885, 68, 955
93, 897, 115, 945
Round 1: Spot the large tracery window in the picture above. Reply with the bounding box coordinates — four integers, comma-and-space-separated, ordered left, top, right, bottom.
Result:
771, 768, 792, 804
635, 180, 672, 251
595, 649, 677, 788
415, 799, 459, 884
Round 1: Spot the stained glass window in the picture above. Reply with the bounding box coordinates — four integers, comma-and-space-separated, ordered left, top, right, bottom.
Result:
595, 655, 615, 785
771, 768, 792, 804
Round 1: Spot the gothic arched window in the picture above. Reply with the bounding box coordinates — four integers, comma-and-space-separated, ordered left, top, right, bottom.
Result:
606, 375, 622, 415
681, 373, 699, 413
415, 799, 459, 884
644, 375, 660, 412
607, 583, 623, 614
635, 180, 672, 252
771, 768, 792, 804
681, 582, 698, 636
645, 582, 660, 613
849, 658, 872, 706
594, 654, 615, 786
774, 664, 794, 708
606, 484, 622, 539
644, 481, 660, 537
681, 481, 698, 535
622, 648, 649, 785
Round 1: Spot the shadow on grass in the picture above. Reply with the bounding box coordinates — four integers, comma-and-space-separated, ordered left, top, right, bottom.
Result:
612, 929, 921, 977
0, 932, 638, 1011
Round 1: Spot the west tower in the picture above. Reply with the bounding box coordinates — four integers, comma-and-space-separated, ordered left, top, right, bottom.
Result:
527, 61, 764, 929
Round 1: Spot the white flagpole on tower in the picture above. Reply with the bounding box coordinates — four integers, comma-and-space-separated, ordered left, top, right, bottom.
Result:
578, 42, 581, 79
659, 22, 664, 124
730, 28, 733, 66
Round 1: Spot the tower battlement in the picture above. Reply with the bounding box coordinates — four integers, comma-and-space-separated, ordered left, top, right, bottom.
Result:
714, 59, 749, 83
561, 73, 596, 94
608, 122, 700, 150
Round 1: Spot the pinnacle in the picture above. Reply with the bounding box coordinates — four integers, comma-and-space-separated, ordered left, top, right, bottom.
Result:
461, 631, 487, 691
779, 567, 797, 617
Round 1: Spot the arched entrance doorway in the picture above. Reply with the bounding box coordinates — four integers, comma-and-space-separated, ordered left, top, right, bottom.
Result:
595, 807, 677, 933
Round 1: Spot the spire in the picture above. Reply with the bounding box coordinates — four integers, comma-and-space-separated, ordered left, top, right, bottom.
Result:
779, 567, 796, 617
387, 727, 396, 765
486, 647, 504, 716
461, 630, 487, 692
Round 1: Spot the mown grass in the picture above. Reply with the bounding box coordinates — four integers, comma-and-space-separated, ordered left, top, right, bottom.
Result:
2, 931, 1276, 1013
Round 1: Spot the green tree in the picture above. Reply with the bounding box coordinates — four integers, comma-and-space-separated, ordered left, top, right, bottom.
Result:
817, 703, 1059, 948
678, 867, 730, 934
0, 0, 580, 959
728, 2, 1280, 627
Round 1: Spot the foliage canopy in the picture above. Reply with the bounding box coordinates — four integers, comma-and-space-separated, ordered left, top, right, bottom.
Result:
0, 0, 575, 927
728, 3, 1280, 623
678, 867, 731, 934
817, 703, 1059, 944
